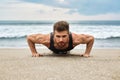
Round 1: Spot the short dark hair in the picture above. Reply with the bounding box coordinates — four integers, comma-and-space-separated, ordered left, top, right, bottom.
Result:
53, 21, 69, 32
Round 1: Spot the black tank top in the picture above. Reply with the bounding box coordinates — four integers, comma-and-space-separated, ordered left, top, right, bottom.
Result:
49, 32, 73, 54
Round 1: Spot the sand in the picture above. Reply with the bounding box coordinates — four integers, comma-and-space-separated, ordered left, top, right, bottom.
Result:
0, 48, 120, 80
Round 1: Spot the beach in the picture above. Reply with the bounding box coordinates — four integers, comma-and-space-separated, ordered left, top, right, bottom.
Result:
0, 48, 120, 80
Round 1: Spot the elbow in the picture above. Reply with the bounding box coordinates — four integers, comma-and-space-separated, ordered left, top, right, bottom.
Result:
26, 35, 29, 40
26, 35, 31, 41
26, 35, 35, 43
90, 36, 94, 43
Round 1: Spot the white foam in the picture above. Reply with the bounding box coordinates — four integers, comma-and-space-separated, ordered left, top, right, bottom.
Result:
0, 24, 120, 39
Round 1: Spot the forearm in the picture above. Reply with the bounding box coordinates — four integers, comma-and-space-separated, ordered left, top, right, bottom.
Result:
27, 37, 37, 54
85, 37, 94, 55
85, 42, 92, 55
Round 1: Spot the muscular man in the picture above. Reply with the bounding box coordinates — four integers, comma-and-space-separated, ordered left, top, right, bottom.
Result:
27, 21, 94, 57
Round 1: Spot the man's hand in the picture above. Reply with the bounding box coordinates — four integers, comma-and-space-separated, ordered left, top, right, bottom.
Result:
32, 53, 43, 57
80, 53, 90, 58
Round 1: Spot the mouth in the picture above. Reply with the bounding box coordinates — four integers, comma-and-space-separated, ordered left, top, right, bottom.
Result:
58, 42, 65, 46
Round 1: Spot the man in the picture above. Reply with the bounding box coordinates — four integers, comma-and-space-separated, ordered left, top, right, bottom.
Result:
27, 21, 94, 57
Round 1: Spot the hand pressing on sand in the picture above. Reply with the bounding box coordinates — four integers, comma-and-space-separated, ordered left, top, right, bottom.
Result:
80, 53, 90, 58
32, 53, 43, 57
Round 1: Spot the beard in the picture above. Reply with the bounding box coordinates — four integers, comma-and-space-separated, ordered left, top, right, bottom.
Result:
57, 42, 66, 48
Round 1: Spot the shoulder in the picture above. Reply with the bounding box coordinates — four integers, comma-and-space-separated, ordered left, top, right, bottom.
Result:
71, 33, 91, 38
29, 33, 49, 39
71, 32, 94, 44
71, 32, 82, 39
27, 33, 50, 44
36, 33, 50, 42
71, 33, 88, 45
36, 33, 50, 39
71, 33, 81, 45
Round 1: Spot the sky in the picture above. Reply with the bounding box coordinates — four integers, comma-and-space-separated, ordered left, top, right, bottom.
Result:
0, 0, 120, 20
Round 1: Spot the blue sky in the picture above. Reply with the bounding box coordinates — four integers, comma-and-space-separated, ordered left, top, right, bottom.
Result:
0, 0, 120, 20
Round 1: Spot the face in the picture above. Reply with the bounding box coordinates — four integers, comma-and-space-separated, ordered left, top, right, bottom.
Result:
54, 30, 69, 48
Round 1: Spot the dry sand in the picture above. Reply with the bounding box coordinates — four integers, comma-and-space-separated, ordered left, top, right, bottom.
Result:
0, 48, 120, 80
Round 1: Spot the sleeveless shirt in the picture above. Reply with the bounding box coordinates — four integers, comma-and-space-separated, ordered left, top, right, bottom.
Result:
49, 32, 73, 54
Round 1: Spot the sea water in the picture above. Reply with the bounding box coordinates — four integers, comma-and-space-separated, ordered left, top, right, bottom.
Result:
0, 20, 120, 49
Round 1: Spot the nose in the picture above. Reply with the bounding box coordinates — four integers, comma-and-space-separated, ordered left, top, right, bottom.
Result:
59, 37, 63, 42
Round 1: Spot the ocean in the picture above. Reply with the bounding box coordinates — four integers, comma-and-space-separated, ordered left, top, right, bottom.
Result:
0, 20, 120, 49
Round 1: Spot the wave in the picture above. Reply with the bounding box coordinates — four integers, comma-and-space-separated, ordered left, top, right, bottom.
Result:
0, 35, 26, 39
1, 20, 120, 26
106, 36, 120, 39
69, 20, 120, 26
95, 36, 120, 40
0, 21, 54, 25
